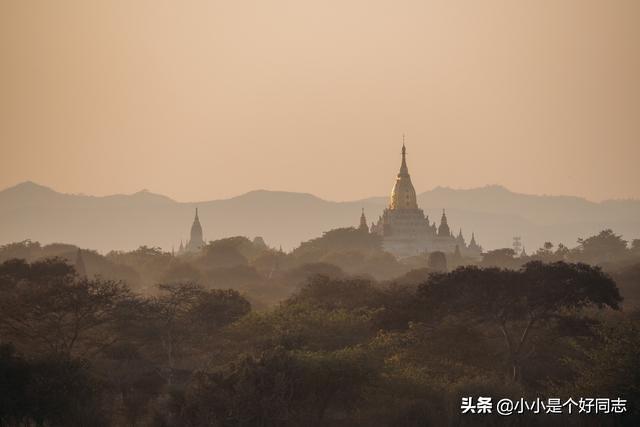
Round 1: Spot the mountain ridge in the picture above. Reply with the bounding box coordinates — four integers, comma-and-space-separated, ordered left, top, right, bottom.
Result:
1, 181, 639, 254
5, 181, 638, 205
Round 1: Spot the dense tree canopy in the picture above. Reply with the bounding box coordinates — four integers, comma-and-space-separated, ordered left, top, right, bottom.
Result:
0, 258, 133, 358
0, 227, 639, 425
417, 261, 622, 380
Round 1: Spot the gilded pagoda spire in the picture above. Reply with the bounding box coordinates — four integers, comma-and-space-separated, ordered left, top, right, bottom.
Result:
399, 141, 409, 176
390, 138, 418, 210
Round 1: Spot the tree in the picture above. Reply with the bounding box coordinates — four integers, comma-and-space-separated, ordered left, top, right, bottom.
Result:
611, 262, 640, 307
251, 249, 287, 277
0, 240, 41, 263
576, 229, 628, 263
0, 343, 109, 426
291, 227, 382, 265
203, 236, 269, 263
144, 283, 250, 384
533, 242, 554, 262
417, 261, 622, 381
288, 275, 382, 312
281, 263, 346, 289
554, 243, 570, 260
161, 259, 202, 284
160, 347, 377, 426
198, 242, 248, 269
106, 246, 173, 289
0, 258, 133, 358
562, 320, 640, 421
480, 248, 521, 269
230, 287, 376, 353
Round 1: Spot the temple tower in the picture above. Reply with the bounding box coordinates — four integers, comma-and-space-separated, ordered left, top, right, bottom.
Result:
438, 209, 451, 237
358, 208, 369, 232
184, 208, 205, 252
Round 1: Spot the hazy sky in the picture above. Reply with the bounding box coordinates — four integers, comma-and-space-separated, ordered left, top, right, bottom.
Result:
1, 0, 639, 202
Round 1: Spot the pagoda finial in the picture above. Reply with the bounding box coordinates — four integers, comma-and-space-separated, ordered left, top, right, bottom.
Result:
399, 137, 408, 176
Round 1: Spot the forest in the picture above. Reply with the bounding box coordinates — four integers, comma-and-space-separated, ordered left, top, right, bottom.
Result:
0, 228, 639, 426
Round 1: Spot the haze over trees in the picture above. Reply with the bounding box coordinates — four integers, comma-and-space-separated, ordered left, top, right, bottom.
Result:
0, 225, 639, 425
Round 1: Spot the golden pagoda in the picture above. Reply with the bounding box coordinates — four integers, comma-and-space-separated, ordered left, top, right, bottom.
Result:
369, 140, 482, 260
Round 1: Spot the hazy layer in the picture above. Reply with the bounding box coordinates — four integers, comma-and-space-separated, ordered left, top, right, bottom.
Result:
1, 1, 639, 202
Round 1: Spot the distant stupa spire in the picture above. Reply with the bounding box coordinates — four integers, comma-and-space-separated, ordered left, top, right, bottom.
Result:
185, 207, 204, 252
438, 209, 450, 237
359, 208, 368, 232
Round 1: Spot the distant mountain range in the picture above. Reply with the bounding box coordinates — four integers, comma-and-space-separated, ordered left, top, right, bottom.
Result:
1, 181, 639, 254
